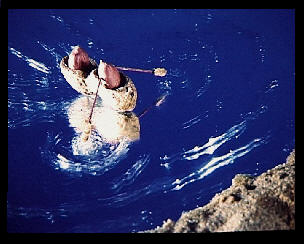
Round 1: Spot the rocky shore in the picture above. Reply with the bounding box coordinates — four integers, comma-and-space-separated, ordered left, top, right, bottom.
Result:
144, 149, 295, 232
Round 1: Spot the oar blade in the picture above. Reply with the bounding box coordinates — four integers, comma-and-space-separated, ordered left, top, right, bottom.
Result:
153, 68, 167, 77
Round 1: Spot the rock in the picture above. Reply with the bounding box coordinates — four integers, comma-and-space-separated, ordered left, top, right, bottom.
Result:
143, 149, 295, 232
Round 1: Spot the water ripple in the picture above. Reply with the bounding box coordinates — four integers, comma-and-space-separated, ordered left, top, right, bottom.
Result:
170, 135, 269, 191
41, 132, 130, 177
9, 47, 50, 74
111, 154, 151, 192
161, 120, 247, 165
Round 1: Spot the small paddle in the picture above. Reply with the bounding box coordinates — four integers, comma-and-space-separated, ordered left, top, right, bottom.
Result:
115, 66, 167, 77
138, 94, 168, 119
80, 77, 103, 142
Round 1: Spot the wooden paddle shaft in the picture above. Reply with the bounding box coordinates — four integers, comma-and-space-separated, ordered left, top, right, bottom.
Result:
115, 66, 153, 74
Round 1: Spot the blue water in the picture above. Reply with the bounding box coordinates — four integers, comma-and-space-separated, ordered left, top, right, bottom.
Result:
8, 9, 295, 233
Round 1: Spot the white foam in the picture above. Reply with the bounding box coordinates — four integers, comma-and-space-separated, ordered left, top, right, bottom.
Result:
182, 120, 247, 161
27, 58, 50, 74
171, 136, 266, 191
9, 47, 50, 74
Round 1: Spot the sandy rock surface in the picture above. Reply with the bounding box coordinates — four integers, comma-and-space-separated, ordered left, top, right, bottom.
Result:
144, 150, 295, 232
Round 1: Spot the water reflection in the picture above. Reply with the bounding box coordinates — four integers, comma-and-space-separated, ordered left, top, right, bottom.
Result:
67, 95, 140, 144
